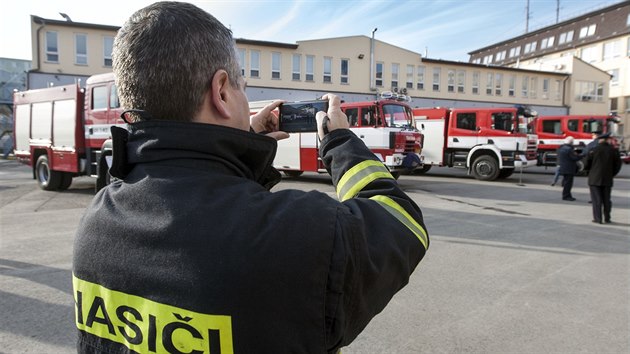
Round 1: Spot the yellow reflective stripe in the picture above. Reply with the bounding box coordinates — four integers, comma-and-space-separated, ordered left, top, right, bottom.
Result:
369, 195, 428, 250
73, 274, 233, 354
337, 160, 394, 201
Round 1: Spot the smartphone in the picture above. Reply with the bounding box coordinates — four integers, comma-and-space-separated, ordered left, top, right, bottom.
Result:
279, 100, 328, 133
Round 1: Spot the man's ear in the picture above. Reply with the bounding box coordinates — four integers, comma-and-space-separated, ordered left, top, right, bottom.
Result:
210, 69, 232, 120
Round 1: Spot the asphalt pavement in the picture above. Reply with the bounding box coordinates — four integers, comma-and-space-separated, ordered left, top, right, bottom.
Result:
1, 158, 628, 353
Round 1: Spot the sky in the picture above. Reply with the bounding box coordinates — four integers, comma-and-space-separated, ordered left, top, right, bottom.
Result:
0, 0, 624, 63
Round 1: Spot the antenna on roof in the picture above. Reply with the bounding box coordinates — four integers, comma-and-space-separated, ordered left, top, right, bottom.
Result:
59, 12, 72, 22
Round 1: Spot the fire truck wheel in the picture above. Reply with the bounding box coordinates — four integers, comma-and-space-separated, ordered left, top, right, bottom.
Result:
414, 165, 432, 174
283, 170, 304, 177
472, 155, 500, 181
497, 169, 514, 179
58, 173, 73, 191
35, 155, 62, 191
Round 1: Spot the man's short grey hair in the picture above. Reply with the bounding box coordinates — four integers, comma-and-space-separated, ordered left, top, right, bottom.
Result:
113, 1, 241, 122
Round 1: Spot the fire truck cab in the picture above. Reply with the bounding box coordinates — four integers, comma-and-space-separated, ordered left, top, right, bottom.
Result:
534, 114, 624, 166
13, 72, 124, 191
250, 93, 423, 178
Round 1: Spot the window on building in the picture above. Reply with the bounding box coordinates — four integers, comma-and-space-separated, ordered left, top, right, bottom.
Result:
558, 31, 574, 44
306, 55, 314, 81
103, 36, 114, 67
542, 78, 549, 99
627, 13, 630, 26
456, 113, 476, 130
495, 73, 502, 96
250, 50, 260, 78
508, 75, 516, 97
522, 75, 529, 98
509, 46, 521, 58
530, 77, 538, 99
608, 69, 619, 86
555, 79, 562, 101
447, 69, 455, 93
271, 52, 281, 79
417, 65, 425, 90
472, 71, 480, 94
391, 63, 399, 89
486, 72, 493, 95
603, 40, 621, 60
75, 33, 87, 65
586, 47, 604, 63
292, 54, 301, 80
46, 31, 58, 62
376, 62, 383, 87
323, 57, 332, 83
495, 51, 506, 61
624, 96, 630, 112
238, 49, 246, 76
524, 41, 537, 54
579, 24, 596, 38
341, 59, 349, 84
432, 67, 441, 91
540, 36, 555, 49
575, 81, 605, 102
457, 70, 465, 93
472, 58, 481, 64
406, 65, 414, 89
610, 97, 618, 113
483, 55, 493, 64
580, 45, 599, 63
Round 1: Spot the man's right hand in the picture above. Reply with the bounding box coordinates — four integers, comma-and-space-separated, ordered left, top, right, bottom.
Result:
316, 93, 349, 141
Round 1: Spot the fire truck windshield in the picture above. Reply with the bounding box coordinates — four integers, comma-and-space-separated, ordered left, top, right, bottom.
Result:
385, 104, 413, 128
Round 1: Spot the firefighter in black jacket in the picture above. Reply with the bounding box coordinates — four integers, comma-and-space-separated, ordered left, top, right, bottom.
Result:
72, 2, 429, 353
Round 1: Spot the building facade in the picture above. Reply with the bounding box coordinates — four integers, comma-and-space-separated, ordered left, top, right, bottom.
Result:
469, 0, 629, 140
26, 14, 607, 120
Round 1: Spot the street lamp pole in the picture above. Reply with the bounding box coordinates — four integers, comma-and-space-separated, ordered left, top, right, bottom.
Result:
370, 27, 377, 91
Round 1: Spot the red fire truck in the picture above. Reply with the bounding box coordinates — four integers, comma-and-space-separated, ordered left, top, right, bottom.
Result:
411, 106, 538, 181
250, 93, 423, 178
13, 72, 123, 191
533, 114, 624, 166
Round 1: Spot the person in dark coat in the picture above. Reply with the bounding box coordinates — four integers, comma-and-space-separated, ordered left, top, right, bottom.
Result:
583, 132, 622, 223
556, 136, 583, 201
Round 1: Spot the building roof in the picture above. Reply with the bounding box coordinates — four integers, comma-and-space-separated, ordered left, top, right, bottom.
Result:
468, 0, 630, 55
31, 15, 120, 32
420, 57, 569, 76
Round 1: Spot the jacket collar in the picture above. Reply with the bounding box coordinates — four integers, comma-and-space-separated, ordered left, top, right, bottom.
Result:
109, 121, 281, 189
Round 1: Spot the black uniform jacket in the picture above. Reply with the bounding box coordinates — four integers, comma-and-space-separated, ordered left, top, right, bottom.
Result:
584, 141, 622, 186
557, 143, 582, 175
72, 121, 429, 354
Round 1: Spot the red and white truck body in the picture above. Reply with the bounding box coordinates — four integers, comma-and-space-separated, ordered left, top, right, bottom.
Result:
412, 107, 538, 181
534, 114, 624, 166
250, 96, 423, 178
13, 72, 123, 191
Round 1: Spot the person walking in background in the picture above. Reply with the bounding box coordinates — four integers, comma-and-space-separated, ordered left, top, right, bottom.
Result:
556, 136, 583, 201
583, 132, 622, 224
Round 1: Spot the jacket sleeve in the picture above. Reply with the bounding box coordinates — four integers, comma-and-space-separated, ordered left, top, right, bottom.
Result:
318, 129, 429, 351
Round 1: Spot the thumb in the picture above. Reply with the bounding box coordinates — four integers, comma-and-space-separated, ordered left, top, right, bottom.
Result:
316, 111, 329, 141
